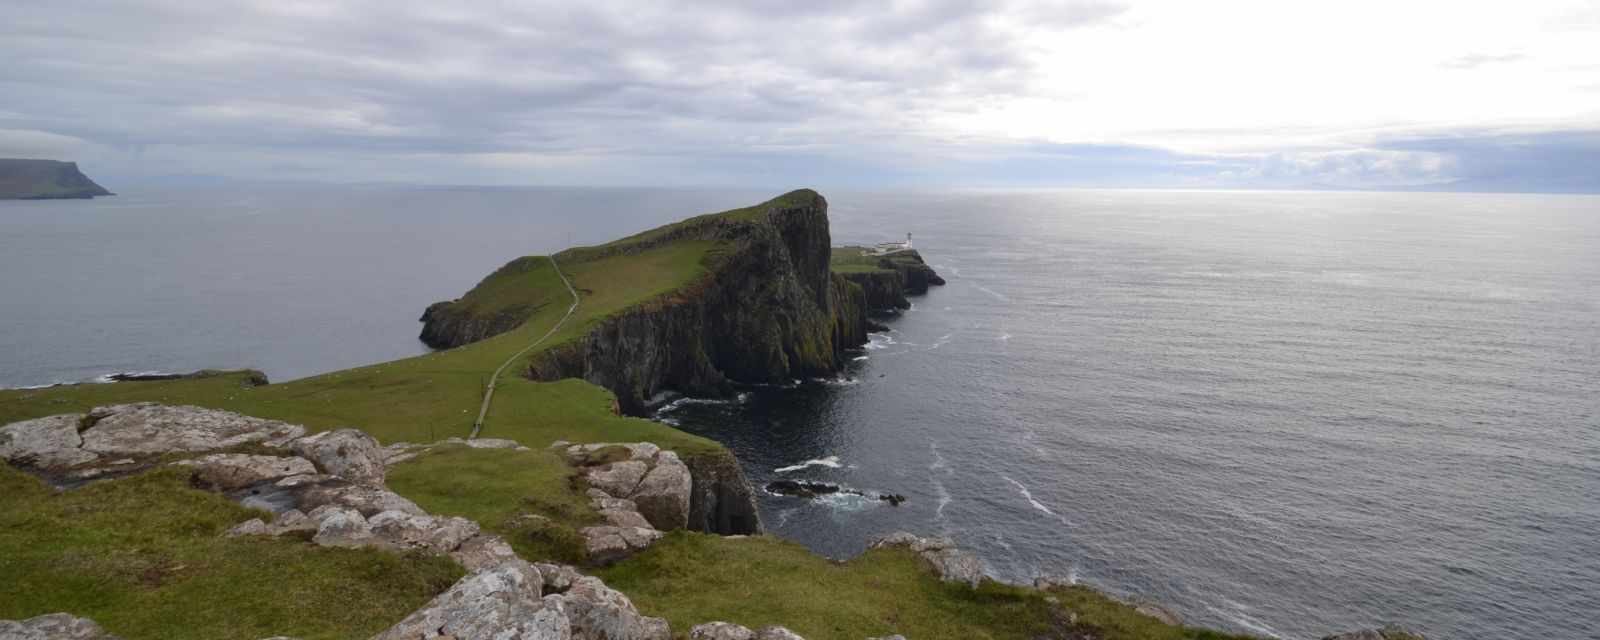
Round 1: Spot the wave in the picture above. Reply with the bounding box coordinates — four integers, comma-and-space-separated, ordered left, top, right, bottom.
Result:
1003, 475, 1071, 526
775, 455, 842, 473
974, 284, 1010, 302
851, 355, 869, 361
813, 376, 860, 386
1205, 601, 1286, 639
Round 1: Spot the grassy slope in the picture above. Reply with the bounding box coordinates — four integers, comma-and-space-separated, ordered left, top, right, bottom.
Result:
829, 246, 898, 274
0, 465, 461, 640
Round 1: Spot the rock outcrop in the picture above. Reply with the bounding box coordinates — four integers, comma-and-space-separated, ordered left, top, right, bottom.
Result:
868, 531, 987, 588
561, 442, 695, 563
687, 623, 807, 640
0, 614, 121, 640
0, 158, 113, 200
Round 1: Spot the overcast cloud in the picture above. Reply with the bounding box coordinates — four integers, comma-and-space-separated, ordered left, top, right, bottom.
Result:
3, 0, 1598, 190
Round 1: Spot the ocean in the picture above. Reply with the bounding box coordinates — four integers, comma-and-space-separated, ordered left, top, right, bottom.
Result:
3, 186, 1596, 639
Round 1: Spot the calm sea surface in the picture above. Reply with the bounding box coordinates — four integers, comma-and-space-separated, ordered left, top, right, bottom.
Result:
3, 186, 1597, 639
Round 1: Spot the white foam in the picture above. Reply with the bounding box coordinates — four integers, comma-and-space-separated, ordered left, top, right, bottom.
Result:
974, 284, 1010, 302
656, 396, 732, 413
815, 376, 860, 386
1003, 475, 1071, 526
851, 355, 869, 361
934, 479, 952, 519
775, 456, 842, 473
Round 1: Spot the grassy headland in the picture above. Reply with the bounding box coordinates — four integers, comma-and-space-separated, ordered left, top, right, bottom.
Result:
1, 190, 1262, 640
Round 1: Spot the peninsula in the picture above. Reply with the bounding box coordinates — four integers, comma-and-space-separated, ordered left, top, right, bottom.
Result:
0, 158, 113, 199
0, 190, 1414, 640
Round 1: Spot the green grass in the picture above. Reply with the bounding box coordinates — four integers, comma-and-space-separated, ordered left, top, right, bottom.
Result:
0, 465, 461, 640
386, 444, 599, 565
599, 533, 1257, 640
829, 246, 898, 274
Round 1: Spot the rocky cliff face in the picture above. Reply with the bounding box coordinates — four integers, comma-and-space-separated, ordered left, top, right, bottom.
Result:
0, 158, 113, 200
527, 190, 864, 414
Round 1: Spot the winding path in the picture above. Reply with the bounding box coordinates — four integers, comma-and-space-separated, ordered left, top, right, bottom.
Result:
469, 255, 579, 439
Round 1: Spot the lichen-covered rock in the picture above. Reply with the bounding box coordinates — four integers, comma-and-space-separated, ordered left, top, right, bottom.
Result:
585, 460, 649, 496
557, 576, 670, 640
630, 451, 691, 531
581, 526, 663, 566
78, 403, 304, 455
0, 415, 100, 470
308, 505, 372, 547
370, 561, 566, 640
754, 628, 805, 640
0, 613, 121, 639
173, 454, 316, 491
288, 429, 386, 487
689, 622, 754, 640
284, 475, 426, 517
535, 563, 583, 592
451, 535, 521, 572
367, 511, 480, 553
869, 532, 986, 588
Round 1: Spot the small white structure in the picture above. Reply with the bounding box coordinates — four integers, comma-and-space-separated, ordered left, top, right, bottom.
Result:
870, 233, 913, 255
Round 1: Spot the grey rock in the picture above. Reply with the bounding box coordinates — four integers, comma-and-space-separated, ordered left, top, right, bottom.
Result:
465, 438, 524, 450
754, 628, 805, 640
629, 452, 691, 530
582, 526, 663, 565
689, 622, 754, 640
558, 576, 670, 640
867, 636, 908, 640
869, 532, 986, 588
288, 478, 425, 517
367, 511, 480, 553
371, 561, 567, 640
289, 429, 386, 487
173, 454, 315, 491
309, 506, 372, 547
79, 404, 305, 455
586, 461, 649, 497
599, 508, 653, 529
226, 518, 271, 537
0, 415, 99, 470
535, 563, 583, 592
0, 613, 121, 639
451, 535, 521, 572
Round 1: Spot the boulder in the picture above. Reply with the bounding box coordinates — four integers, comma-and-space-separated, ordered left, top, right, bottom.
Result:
465, 438, 527, 450
285, 476, 425, 517
308, 506, 372, 547
599, 508, 653, 529
288, 429, 386, 487
585, 461, 649, 497
173, 454, 315, 491
0, 415, 99, 470
689, 622, 754, 640
867, 636, 908, 640
451, 535, 521, 572
754, 628, 805, 640
79, 404, 304, 455
581, 526, 664, 565
869, 532, 986, 588
371, 561, 568, 640
367, 511, 480, 553
557, 576, 670, 640
629, 452, 691, 530
535, 563, 583, 592
0, 613, 121, 639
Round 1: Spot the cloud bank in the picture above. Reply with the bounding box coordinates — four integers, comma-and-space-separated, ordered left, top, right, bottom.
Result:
2, 0, 1598, 191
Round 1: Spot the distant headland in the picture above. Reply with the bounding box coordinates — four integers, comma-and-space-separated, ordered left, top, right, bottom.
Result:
0, 158, 113, 200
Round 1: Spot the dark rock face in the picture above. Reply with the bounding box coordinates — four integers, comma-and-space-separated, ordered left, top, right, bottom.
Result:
683, 450, 762, 535
0, 158, 113, 200
840, 271, 910, 311
528, 190, 864, 414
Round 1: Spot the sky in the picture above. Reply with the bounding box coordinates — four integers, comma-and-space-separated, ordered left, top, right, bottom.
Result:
3, 0, 1599, 191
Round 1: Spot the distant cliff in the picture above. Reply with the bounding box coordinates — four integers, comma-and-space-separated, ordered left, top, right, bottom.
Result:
0, 159, 113, 200
832, 246, 946, 311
